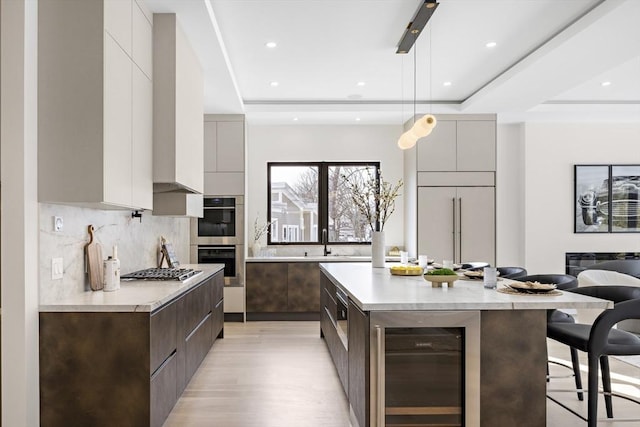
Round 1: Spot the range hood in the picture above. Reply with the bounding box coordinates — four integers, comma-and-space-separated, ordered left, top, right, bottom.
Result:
152, 191, 203, 217
153, 13, 204, 196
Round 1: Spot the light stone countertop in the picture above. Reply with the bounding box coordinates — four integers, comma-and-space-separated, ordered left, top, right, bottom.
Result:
247, 255, 401, 263
320, 262, 614, 312
39, 264, 224, 313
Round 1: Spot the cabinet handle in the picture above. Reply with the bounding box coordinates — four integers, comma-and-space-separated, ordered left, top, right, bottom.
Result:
452, 198, 457, 261
375, 325, 385, 427
458, 197, 462, 264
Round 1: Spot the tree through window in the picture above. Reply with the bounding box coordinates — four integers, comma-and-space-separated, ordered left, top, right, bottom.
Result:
268, 162, 379, 244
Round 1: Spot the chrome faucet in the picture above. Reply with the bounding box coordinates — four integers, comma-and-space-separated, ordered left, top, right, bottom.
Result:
322, 228, 331, 256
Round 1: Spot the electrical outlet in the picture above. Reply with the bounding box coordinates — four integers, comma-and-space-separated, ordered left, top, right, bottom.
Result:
53, 216, 64, 232
52, 257, 64, 280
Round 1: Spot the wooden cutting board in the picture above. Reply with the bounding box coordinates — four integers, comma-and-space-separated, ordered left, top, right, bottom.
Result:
85, 225, 104, 291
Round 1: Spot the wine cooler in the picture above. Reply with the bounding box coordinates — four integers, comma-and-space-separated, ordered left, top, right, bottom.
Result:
370, 311, 480, 427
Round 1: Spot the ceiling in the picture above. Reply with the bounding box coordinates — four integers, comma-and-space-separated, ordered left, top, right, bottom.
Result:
145, 0, 640, 124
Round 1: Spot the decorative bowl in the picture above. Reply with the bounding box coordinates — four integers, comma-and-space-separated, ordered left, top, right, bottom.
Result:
507, 281, 557, 293
423, 274, 459, 287
390, 265, 423, 276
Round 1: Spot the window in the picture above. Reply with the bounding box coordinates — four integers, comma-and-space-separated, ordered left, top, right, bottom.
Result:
268, 162, 380, 245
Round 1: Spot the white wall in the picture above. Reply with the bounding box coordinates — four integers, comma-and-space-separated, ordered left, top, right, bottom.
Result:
496, 123, 526, 268
246, 124, 404, 256
522, 122, 640, 274
1, 0, 40, 424
39, 204, 190, 304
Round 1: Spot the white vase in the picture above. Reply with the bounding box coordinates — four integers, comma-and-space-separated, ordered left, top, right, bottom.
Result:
371, 231, 385, 268
252, 242, 262, 257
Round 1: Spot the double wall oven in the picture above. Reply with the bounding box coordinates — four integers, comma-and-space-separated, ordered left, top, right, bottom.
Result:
191, 196, 244, 286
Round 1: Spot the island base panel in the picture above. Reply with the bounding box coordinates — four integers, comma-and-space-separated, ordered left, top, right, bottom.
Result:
480, 310, 547, 427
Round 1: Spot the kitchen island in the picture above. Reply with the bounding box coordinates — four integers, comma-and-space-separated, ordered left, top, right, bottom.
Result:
320, 263, 613, 427
39, 264, 224, 427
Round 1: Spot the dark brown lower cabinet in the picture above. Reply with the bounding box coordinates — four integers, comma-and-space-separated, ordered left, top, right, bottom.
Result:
246, 262, 320, 319
246, 262, 288, 313
287, 262, 320, 312
320, 273, 348, 394
150, 353, 177, 427
348, 302, 369, 427
40, 270, 224, 427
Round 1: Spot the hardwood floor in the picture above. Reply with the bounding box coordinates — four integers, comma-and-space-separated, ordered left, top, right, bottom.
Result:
163, 321, 352, 427
164, 321, 640, 427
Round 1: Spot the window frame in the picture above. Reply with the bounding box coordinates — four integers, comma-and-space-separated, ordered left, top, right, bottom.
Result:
267, 161, 380, 245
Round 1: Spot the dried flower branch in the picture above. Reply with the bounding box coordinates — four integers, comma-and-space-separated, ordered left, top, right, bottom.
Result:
341, 168, 403, 233
253, 214, 272, 243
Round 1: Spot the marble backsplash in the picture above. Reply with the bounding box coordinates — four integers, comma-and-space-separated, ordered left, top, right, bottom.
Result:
40, 203, 190, 304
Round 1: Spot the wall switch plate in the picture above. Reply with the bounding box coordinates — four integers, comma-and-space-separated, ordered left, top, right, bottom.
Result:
53, 216, 64, 232
52, 257, 64, 280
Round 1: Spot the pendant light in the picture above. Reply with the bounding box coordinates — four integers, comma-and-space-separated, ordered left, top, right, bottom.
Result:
396, 1, 438, 150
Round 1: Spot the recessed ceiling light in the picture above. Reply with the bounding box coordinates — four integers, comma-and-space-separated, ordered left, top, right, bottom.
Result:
443, 81, 452, 87
265, 41, 277, 48
601, 81, 612, 87
270, 81, 279, 87
355, 117, 361, 122
293, 117, 299, 121
357, 81, 366, 87
485, 41, 497, 48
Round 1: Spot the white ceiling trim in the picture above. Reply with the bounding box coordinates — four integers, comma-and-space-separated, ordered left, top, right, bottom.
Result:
461, 0, 638, 113
203, 0, 244, 113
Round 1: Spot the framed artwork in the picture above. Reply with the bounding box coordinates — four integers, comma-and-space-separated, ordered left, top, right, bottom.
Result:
610, 165, 640, 232
574, 165, 640, 233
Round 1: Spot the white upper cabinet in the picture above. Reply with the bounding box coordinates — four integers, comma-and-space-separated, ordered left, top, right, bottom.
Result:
216, 121, 245, 172
203, 115, 245, 173
417, 115, 496, 172
132, 1, 153, 79
203, 121, 218, 173
132, 63, 154, 210
202, 115, 245, 196
38, 0, 153, 210
104, 0, 132, 55
416, 120, 457, 171
103, 34, 133, 207
456, 121, 496, 172
153, 13, 204, 195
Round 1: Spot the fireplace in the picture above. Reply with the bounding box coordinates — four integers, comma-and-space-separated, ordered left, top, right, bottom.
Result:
566, 252, 640, 277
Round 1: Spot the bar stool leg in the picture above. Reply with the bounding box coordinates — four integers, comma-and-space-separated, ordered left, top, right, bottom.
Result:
600, 355, 614, 418
570, 347, 584, 401
587, 355, 600, 427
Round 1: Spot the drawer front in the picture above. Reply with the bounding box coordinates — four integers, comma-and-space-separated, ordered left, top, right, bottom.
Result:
212, 272, 224, 304
150, 352, 177, 427
184, 280, 213, 335
321, 272, 336, 295
322, 286, 337, 325
212, 298, 224, 341
150, 301, 177, 373
321, 308, 348, 394
185, 313, 213, 381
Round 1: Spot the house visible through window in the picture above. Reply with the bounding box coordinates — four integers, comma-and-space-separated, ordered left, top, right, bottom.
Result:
268, 162, 380, 245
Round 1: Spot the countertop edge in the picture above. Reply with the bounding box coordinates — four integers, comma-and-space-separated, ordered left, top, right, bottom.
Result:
246, 256, 402, 263
39, 264, 225, 313
320, 263, 614, 312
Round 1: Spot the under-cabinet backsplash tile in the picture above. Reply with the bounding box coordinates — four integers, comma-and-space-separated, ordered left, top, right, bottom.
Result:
39, 204, 190, 304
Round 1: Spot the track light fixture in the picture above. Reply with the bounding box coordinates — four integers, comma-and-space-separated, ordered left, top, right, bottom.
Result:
396, 0, 439, 150
396, 1, 439, 54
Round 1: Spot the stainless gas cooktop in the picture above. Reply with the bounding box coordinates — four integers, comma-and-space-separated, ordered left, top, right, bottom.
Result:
121, 268, 201, 282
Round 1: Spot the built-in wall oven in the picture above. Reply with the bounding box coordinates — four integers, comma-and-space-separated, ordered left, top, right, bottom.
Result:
191, 196, 244, 286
